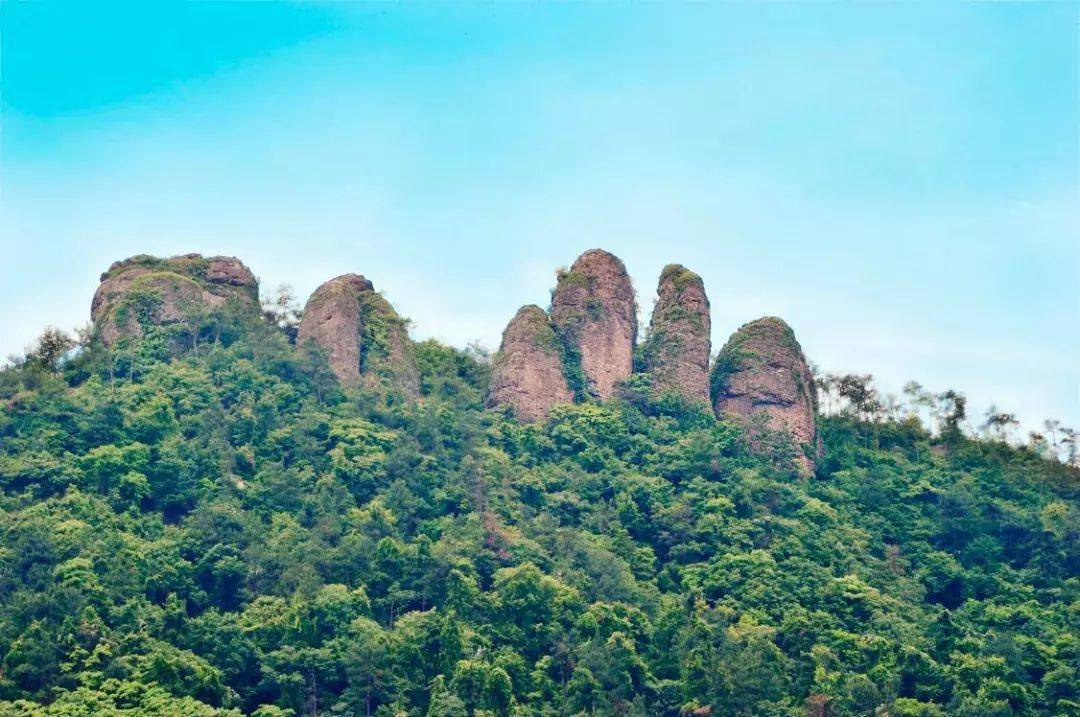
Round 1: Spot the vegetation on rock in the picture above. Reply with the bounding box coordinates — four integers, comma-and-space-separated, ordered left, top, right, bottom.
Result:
296, 274, 419, 399
550, 250, 637, 402
91, 255, 259, 348
641, 264, 711, 408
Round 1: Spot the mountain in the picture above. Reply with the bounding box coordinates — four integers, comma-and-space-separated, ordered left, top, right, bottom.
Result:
0, 252, 1076, 717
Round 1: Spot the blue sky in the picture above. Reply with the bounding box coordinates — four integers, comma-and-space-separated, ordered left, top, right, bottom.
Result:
2, 2, 1077, 433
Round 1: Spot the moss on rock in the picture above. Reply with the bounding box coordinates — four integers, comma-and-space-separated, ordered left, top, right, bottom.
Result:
91, 255, 259, 346
642, 264, 710, 406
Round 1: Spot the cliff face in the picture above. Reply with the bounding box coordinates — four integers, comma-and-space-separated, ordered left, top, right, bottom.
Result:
91, 254, 259, 346
550, 249, 637, 400
297, 274, 419, 396
642, 264, 711, 406
486, 305, 574, 422
711, 317, 820, 473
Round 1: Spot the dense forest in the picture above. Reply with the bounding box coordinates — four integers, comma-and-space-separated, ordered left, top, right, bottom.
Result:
0, 295, 1077, 717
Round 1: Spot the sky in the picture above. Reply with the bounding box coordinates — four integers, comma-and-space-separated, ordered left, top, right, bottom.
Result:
1, 2, 1077, 434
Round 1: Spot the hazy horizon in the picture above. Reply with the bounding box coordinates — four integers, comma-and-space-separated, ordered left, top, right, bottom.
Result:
2, 2, 1077, 434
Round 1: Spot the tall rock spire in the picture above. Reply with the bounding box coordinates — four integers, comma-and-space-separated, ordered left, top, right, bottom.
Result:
550, 249, 637, 400
711, 317, 820, 473
642, 264, 711, 406
486, 305, 574, 421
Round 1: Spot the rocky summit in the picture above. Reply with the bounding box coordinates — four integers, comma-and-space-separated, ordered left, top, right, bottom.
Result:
91, 254, 259, 346
711, 316, 821, 472
297, 274, 419, 397
642, 264, 711, 406
550, 249, 637, 401
486, 305, 574, 422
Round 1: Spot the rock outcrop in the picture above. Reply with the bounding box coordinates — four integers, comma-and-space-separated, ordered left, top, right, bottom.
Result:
297, 274, 419, 396
296, 274, 372, 387
550, 249, 637, 400
711, 317, 820, 473
486, 305, 574, 422
642, 264, 711, 405
91, 254, 259, 346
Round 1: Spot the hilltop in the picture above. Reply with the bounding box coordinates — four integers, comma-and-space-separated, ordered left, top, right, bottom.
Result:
0, 251, 1076, 717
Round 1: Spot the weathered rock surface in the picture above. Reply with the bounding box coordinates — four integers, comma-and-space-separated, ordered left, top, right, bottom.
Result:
297, 274, 419, 396
91, 254, 259, 346
711, 317, 820, 472
486, 305, 574, 422
642, 264, 711, 405
296, 274, 372, 387
550, 249, 637, 400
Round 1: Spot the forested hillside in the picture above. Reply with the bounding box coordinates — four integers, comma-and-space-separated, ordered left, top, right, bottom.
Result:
0, 300, 1076, 716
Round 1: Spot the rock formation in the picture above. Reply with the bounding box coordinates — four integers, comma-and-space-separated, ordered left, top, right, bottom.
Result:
486, 305, 574, 422
642, 264, 711, 405
297, 274, 419, 396
296, 274, 372, 387
550, 249, 637, 400
91, 254, 259, 346
711, 317, 820, 472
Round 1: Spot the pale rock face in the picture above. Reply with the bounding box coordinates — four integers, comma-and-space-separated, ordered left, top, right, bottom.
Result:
91, 254, 259, 346
486, 305, 574, 422
296, 275, 372, 387
297, 274, 419, 397
550, 249, 637, 400
711, 317, 821, 473
643, 264, 711, 406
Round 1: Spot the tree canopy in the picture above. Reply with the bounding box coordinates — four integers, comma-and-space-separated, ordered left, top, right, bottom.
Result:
0, 306, 1076, 716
